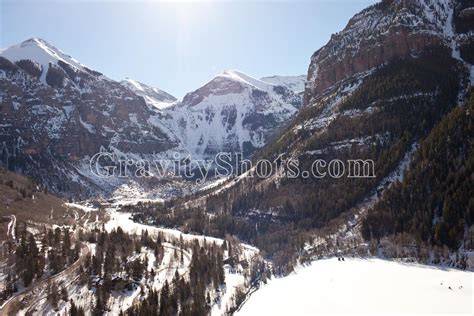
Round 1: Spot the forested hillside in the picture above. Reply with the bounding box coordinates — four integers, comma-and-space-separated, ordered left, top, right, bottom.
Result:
226, 49, 462, 227
362, 91, 474, 250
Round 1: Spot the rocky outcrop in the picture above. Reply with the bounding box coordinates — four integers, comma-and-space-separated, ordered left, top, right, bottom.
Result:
304, 0, 465, 106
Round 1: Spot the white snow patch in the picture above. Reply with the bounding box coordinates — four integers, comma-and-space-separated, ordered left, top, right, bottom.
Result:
6, 214, 16, 240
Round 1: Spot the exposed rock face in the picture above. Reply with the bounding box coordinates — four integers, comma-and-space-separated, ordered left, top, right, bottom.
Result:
304, 0, 470, 106
162, 70, 302, 159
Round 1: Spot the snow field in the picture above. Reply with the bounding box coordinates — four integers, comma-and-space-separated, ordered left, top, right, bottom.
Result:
237, 258, 473, 316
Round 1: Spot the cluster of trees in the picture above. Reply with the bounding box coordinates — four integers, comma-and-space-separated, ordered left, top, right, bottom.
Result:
362, 91, 474, 250
340, 49, 458, 111
126, 240, 226, 316
46, 227, 81, 273
74, 227, 164, 315
45, 279, 69, 311
128, 205, 305, 275
69, 299, 86, 316
189, 240, 225, 298
460, 40, 474, 65
1, 223, 79, 301
37, 225, 241, 315
0, 167, 49, 198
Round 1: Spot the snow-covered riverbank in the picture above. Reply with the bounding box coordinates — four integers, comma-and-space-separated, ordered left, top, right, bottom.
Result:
237, 257, 473, 316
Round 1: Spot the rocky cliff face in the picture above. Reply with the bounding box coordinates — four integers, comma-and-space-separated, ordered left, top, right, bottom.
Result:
304, 0, 473, 106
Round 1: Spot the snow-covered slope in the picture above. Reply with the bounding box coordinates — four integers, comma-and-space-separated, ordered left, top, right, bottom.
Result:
162, 70, 302, 159
121, 78, 176, 110
238, 258, 473, 315
261, 74, 306, 94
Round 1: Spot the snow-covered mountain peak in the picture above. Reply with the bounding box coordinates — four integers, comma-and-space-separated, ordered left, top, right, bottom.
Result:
217, 71, 307, 94
180, 69, 302, 111
121, 78, 176, 110
0, 38, 100, 82
260, 75, 306, 93
163, 70, 303, 159
122, 78, 147, 92
217, 69, 271, 91
183, 69, 302, 105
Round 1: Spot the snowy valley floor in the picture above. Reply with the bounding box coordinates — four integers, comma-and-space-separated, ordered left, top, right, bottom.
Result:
237, 258, 473, 316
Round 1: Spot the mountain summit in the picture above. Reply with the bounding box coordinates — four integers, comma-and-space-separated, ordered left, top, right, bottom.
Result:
0, 38, 102, 83
162, 69, 302, 158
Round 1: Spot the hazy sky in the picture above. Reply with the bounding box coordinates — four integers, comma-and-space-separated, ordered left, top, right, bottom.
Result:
1, 0, 376, 97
